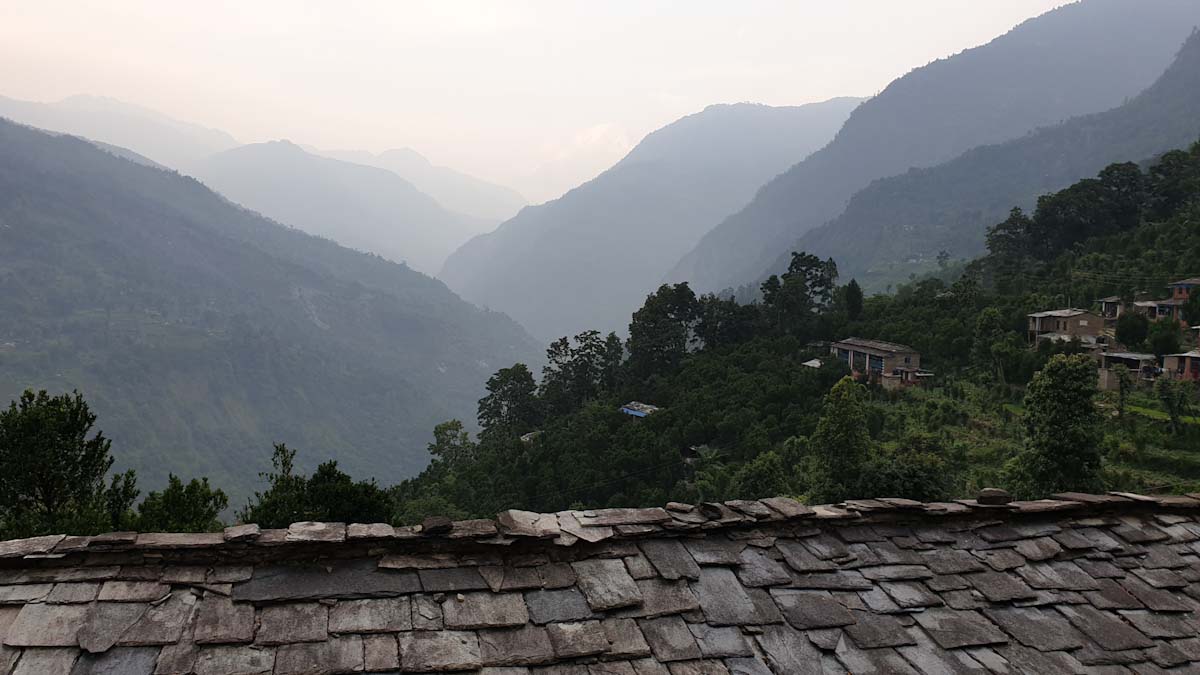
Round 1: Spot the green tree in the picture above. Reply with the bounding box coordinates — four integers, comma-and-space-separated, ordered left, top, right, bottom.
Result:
1147, 319, 1183, 357
1116, 313, 1150, 348
845, 279, 864, 320
626, 283, 699, 380
1007, 354, 1104, 498
1112, 364, 1134, 422
238, 443, 307, 528
478, 364, 541, 438
1182, 292, 1200, 327
1155, 378, 1195, 435
136, 475, 228, 532
427, 420, 476, 467
859, 433, 954, 502
807, 377, 871, 502
239, 444, 390, 527
0, 390, 135, 537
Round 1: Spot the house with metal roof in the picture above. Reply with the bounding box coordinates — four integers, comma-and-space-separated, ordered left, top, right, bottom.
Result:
619, 402, 661, 418
1165, 349, 1200, 382
1026, 309, 1104, 346
830, 338, 932, 390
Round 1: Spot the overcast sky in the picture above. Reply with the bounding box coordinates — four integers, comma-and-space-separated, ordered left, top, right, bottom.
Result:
1, 1, 1065, 202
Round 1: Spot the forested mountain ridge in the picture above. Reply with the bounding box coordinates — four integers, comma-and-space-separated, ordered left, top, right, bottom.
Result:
0, 117, 539, 502
190, 140, 490, 275
667, 0, 1200, 294
790, 27, 1200, 291
439, 99, 863, 341
319, 147, 527, 224
391, 138, 1200, 522
0, 94, 238, 169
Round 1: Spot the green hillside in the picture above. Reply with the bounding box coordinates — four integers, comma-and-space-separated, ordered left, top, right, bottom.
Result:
0, 118, 539, 501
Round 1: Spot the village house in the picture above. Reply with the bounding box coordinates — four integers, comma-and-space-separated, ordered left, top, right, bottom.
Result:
1096, 351, 1159, 390
1129, 276, 1198, 327
1096, 295, 1124, 324
1025, 308, 1104, 346
830, 337, 932, 389
1164, 349, 1200, 382
619, 401, 661, 418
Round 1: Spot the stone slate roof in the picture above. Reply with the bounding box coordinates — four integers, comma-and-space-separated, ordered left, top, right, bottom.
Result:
4, 492, 1200, 673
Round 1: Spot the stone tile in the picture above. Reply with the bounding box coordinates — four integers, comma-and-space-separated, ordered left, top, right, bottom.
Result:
193, 596, 256, 646
912, 608, 1007, 650
770, 589, 854, 629
0, 584, 52, 604
691, 568, 769, 626
878, 581, 941, 609
443, 592, 529, 629
479, 566, 542, 592
665, 661, 730, 675
638, 617, 700, 662
119, 590, 198, 646
1119, 576, 1191, 612
547, 620, 609, 658
329, 597, 411, 633
896, 627, 989, 675
192, 645, 275, 675
858, 565, 932, 581
965, 571, 1037, 602
1133, 567, 1187, 589
683, 538, 745, 566
921, 549, 985, 575
639, 541, 702, 582
590, 664, 638, 675
836, 638, 920, 675
363, 634, 399, 671
603, 618, 651, 658
538, 563, 576, 589
398, 630, 481, 672
77, 602, 149, 653
0, 534, 65, 558
976, 549, 1025, 571
274, 636, 363, 674
926, 574, 969, 592
70, 646, 158, 675
478, 624, 555, 666
4, 602, 90, 647
208, 566, 254, 584
687, 624, 750, 658
411, 595, 443, 630
256, 603, 328, 645
572, 559, 642, 611
723, 656, 774, 675
98, 581, 170, 602
733, 548, 790, 587
1120, 610, 1198, 639
418, 567, 489, 593
1084, 578, 1143, 610
775, 541, 834, 573
753, 619, 820, 672
1056, 604, 1155, 651
983, 607, 1086, 651
990, 643, 1086, 674
524, 588, 594, 624
233, 560, 419, 603
11, 647, 79, 675
843, 611, 915, 649
46, 583, 100, 604
612, 579, 700, 619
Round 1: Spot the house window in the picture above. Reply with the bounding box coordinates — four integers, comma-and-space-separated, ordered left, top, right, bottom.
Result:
1079, 320, 1088, 327
904, 356, 911, 365
868, 355, 885, 372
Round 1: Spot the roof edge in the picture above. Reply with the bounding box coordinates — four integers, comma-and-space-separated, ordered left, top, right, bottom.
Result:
3, 490, 1199, 561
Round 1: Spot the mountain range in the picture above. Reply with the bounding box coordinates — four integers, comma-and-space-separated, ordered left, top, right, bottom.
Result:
0, 117, 539, 500
318, 147, 527, 224
667, 0, 1200, 294
189, 141, 490, 275
439, 99, 863, 341
792, 28, 1200, 291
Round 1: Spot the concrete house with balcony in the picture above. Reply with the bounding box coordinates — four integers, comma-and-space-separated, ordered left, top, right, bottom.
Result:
831, 337, 932, 389
1026, 309, 1104, 346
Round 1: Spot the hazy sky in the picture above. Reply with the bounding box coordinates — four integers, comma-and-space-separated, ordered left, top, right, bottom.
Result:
1, 1, 1065, 202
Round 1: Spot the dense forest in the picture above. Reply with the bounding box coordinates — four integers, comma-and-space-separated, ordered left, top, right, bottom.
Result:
6, 140, 1197, 537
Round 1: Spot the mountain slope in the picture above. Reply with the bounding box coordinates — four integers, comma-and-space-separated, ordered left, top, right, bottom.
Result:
439, 99, 863, 340
190, 141, 488, 275
668, 0, 1200, 293
320, 147, 527, 223
0, 117, 539, 500
0, 94, 238, 169
792, 30, 1200, 290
